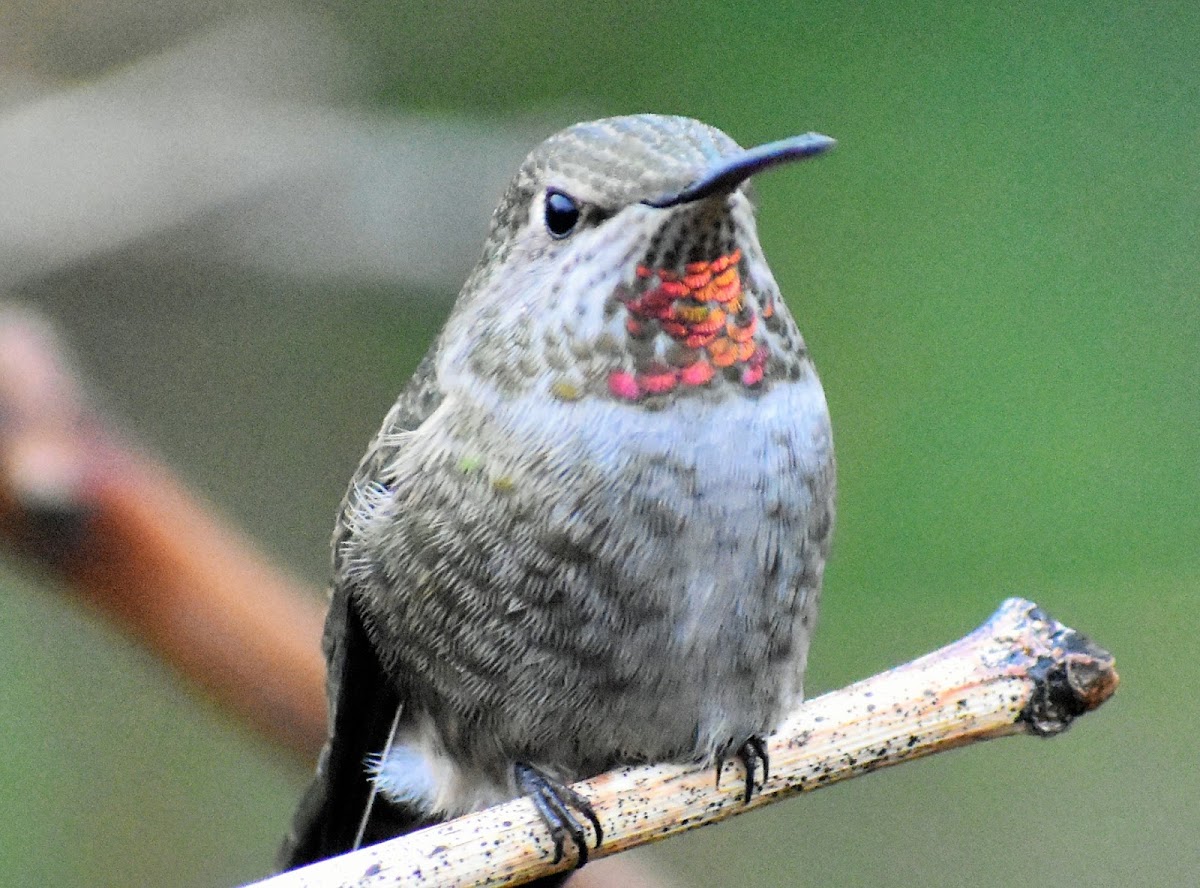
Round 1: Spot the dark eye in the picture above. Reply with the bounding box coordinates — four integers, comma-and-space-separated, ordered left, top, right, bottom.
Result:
544, 189, 580, 238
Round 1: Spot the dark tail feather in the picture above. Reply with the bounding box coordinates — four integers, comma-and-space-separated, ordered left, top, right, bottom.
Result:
278, 587, 423, 869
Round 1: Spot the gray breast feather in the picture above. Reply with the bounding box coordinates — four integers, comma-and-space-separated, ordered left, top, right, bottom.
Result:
341, 369, 834, 801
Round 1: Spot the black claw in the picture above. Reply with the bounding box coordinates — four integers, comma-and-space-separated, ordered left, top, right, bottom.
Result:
747, 736, 769, 783
736, 735, 770, 804
712, 735, 770, 803
515, 762, 602, 869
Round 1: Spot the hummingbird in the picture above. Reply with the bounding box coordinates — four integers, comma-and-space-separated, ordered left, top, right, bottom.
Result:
280, 114, 837, 875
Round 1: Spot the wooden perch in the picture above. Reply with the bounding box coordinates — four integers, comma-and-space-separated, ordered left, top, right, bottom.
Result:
247, 596, 1117, 888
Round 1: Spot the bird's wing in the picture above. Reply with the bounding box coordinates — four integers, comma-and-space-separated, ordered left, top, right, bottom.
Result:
278, 349, 443, 870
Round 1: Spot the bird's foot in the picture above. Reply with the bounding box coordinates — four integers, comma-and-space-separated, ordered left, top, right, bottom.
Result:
715, 734, 770, 804
515, 762, 603, 868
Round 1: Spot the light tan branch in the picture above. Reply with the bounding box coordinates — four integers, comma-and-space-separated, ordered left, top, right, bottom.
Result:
247, 597, 1117, 888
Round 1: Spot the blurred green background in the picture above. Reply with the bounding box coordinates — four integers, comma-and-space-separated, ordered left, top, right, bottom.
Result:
2, 1, 1197, 885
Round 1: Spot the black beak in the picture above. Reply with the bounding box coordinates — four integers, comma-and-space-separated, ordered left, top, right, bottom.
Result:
642, 132, 835, 209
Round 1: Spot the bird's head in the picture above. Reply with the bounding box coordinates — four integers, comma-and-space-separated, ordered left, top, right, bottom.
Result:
439, 114, 834, 408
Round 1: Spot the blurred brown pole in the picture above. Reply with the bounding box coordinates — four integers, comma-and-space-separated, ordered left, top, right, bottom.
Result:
0, 307, 327, 757
69, 450, 328, 753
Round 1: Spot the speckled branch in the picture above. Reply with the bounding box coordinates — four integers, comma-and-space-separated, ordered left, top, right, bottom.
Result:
248, 597, 1118, 888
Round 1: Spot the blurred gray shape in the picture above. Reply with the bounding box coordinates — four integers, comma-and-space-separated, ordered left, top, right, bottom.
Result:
0, 11, 550, 291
